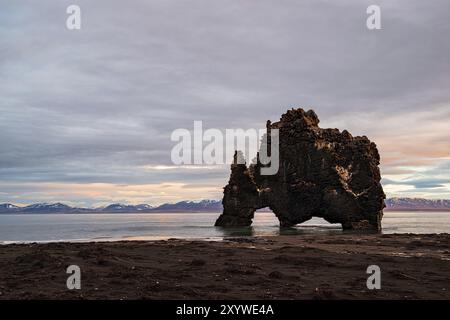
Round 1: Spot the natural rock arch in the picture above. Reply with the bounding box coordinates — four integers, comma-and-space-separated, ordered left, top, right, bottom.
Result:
215, 108, 385, 231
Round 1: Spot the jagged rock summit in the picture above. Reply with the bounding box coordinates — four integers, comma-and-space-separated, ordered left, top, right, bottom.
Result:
215, 108, 385, 231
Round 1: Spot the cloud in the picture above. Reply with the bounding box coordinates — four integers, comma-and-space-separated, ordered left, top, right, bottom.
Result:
382, 178, 450, 189
0, 181, 223, 207
0, 0, 449, 204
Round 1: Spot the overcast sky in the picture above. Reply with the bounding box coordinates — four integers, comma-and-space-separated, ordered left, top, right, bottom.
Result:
1, 0, 449, 206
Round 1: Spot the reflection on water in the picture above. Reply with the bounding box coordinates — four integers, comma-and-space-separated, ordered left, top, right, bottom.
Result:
0, 211, 449, 243
214, 220, 378, 237
216, 226, 342, 237
215, 214, 346, 237
215, 225, 344, 237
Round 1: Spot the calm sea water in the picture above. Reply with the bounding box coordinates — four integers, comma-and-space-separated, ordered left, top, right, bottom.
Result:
0, 211, 449, 244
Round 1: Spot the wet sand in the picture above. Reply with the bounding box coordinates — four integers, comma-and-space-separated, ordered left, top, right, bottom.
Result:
0, 234, 449, 299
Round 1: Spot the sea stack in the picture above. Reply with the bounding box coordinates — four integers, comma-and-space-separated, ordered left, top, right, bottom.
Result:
215, 108, 386, 231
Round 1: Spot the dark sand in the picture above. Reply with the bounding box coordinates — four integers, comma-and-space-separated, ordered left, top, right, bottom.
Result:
0, 234, 449, 299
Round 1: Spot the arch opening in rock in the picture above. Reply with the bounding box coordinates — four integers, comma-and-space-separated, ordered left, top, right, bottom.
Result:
297, 216, 342, 229
252, 208, 280, 226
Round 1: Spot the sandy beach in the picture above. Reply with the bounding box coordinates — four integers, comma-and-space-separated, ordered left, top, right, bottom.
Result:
0, 234, 449, 300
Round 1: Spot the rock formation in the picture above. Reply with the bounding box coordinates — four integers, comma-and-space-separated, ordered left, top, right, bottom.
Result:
215, 108, 385, 231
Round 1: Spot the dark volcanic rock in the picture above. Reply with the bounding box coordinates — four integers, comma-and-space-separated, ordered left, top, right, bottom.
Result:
215, 108, 385, 231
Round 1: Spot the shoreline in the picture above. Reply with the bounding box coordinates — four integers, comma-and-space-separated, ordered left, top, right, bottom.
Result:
1, 231, 450, 246
1, 233, 449, 299
0, 236, 227, 245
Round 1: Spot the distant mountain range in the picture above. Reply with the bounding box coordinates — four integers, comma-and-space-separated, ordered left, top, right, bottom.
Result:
0, 200, 222, 214
0, 198, 449, 214
385, 198, 450, 211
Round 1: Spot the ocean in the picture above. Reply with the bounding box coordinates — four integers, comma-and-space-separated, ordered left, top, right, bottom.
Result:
0, 211, 449, 244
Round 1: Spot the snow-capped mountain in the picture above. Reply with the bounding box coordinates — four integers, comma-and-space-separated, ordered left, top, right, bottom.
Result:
0, 203, 20, 211
97, 200, 221, 213
151, 200, 222, 212
385, 198, 450, 210
22, 203, 74, 213
98, 203, 154, 213
136, 204, 153, 211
